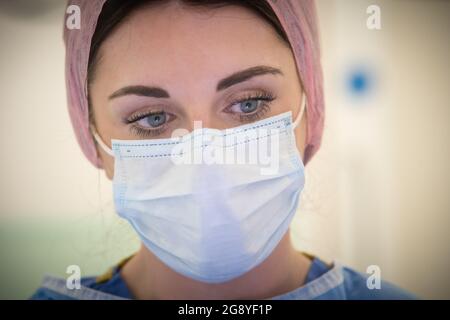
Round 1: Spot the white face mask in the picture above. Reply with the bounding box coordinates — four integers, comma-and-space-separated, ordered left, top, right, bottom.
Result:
92, 97, 306, 283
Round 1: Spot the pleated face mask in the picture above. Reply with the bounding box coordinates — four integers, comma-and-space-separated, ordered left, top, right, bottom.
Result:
92, 96, 306, 283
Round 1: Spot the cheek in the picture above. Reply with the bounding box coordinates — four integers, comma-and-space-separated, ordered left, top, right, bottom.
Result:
294, 115, 307, 160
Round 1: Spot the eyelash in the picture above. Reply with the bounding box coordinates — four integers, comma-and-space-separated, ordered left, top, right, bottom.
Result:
126, 110, 169, 138
225, 91, 275, 123
126, 91, 277, 138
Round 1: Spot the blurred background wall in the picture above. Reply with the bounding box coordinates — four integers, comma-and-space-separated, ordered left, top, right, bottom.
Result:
0, 0, 449, 299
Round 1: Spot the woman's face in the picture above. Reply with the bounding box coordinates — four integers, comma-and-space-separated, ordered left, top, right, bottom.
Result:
90, 2, 306, 179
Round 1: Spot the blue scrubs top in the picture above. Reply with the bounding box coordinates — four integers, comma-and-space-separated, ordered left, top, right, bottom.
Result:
30, 256, 417, 300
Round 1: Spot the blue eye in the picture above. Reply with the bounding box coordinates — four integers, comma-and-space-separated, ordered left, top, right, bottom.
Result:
227, 91, 276, 115
140, 112, 166, 128
239, 100, 259, 113
228, 99, 264, 114
127, 110, 174, 138
224, 92, 276, 123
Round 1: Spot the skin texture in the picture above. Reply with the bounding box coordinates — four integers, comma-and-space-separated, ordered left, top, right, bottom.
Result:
90, 1, 311, 299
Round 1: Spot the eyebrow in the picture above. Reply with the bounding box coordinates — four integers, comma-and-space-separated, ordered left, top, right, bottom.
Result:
109, 86, 169, 100
216, 65, 283, 91
108, 65, 283, 100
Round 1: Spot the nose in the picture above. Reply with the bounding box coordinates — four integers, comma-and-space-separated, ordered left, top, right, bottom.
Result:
184, 111, 230, 131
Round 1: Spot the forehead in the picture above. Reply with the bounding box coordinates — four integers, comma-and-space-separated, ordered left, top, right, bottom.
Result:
95, 2, 292, 86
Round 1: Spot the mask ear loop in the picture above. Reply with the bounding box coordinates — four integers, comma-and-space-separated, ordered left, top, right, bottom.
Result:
292, 92, 307, 129
90, 125, 115, 157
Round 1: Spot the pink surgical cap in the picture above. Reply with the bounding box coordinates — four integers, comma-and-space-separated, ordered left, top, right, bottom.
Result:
63, 0, 325, 168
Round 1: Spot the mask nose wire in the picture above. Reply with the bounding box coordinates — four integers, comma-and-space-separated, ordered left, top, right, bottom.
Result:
292, 92, 307, 129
